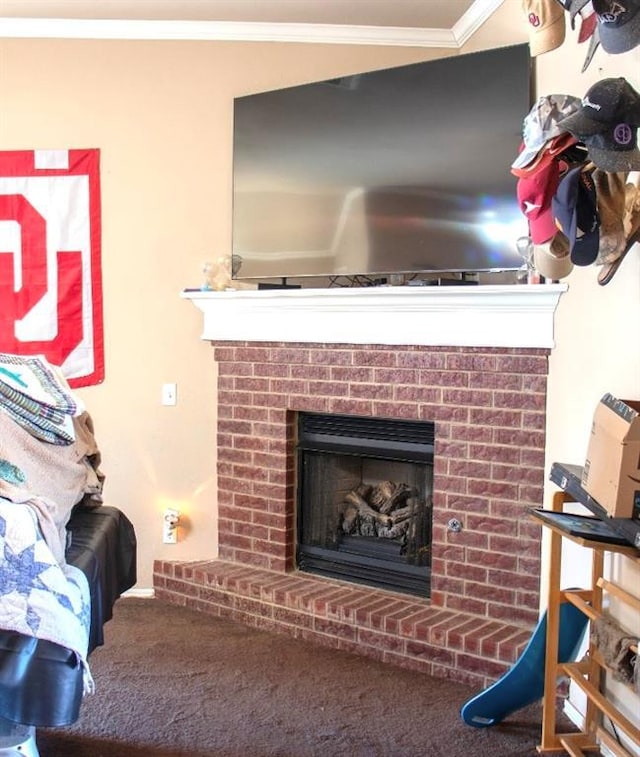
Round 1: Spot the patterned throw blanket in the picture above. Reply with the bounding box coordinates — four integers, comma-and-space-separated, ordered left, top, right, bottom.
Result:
0, 411, 104, 563
0, 353, 83, 445
0, 496, 93, 692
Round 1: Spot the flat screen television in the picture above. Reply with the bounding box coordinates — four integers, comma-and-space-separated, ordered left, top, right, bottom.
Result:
231, 43, 532, 283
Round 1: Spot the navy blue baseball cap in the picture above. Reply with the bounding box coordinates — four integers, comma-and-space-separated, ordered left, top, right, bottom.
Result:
552, 165, 600, 265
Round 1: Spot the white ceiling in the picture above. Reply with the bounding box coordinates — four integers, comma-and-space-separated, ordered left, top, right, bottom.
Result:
0, 0, 507, 47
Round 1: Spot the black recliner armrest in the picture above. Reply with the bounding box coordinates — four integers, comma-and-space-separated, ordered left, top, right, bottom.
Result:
0, 634, 83, 727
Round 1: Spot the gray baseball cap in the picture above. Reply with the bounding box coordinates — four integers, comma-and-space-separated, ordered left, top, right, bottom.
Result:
512, 94, 582, 170
593, 0, 640, 54
583, 124, 640, 172
558, 77, 640, 136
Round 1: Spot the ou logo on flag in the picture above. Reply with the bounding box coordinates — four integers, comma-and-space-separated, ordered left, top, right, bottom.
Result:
0, 149, 104, 387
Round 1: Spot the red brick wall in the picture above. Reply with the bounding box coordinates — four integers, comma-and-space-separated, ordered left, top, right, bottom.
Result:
213, 341, 549, 628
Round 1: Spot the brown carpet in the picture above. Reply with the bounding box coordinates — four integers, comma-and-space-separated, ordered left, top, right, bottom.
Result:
36, 598, 573, 757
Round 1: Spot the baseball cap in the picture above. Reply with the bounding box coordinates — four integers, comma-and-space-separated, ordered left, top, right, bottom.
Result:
552, 165, 600, 265
558, 78, 640, 136
581, 24, 601, 71
533, 233, 574, 279
523, 0, 566, 56
569, 0, 591, 19
564, 0, 598, 41
582, 122, 640, 171
517, 161, 563, 244
512, 94, 582, 170
592, 0, 640, 54
511, 132, 579, 178
563, 0, 602, 70
577, 8, 598, 41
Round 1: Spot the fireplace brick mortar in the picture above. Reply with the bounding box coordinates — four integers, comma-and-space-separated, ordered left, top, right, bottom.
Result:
153, 341, 550, 683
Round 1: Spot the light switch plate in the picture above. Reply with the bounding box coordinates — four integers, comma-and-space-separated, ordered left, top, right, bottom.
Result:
161, 383, 177, 406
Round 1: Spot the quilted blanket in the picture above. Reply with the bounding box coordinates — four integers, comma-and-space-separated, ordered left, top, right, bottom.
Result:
0, 496, 93, 692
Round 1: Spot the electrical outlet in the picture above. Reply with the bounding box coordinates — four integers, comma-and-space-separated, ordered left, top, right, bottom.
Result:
161, 383, 177, 406
163, 508, 180, 544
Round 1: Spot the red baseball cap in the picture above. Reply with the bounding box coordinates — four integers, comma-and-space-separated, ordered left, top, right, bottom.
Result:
517, 160, 563, 244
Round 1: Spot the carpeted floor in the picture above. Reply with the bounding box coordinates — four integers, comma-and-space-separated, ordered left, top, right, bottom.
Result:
36, 598, 575, 757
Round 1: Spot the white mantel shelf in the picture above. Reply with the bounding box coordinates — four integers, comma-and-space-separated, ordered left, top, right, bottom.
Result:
181, 284, 568, 349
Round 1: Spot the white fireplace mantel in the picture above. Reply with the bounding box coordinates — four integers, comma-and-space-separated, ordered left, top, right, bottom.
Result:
181, 284, 568, 349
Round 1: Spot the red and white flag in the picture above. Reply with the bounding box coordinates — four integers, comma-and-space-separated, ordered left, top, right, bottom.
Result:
0, 149, 103, 387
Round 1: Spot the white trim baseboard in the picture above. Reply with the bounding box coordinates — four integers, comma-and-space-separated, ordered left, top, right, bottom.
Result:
122, 588, 155, 599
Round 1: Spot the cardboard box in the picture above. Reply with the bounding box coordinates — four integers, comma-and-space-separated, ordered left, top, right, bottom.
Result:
581, 394, 640, 519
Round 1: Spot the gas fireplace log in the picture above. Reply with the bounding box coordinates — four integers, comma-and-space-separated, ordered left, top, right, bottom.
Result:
378, 521, 410, 539
340, 504, 359, 534
390, 497, 426, 523
389, 505, 413, 524
355, 482, 372, 500
343, 491, 392, 528
368, 481, 412, 514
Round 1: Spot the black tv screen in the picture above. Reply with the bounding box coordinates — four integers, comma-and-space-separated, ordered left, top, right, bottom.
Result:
232, 44, 532, 281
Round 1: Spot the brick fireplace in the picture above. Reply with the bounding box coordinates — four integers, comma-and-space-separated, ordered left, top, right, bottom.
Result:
154, 285, 565, 687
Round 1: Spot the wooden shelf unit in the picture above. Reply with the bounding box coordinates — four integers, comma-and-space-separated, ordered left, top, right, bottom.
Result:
537, 490, 640, 756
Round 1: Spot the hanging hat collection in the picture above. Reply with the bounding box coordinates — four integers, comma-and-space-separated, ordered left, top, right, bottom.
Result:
518, 0, 640, 285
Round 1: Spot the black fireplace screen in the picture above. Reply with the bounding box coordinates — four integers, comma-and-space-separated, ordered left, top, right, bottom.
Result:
296, 413, 434, 597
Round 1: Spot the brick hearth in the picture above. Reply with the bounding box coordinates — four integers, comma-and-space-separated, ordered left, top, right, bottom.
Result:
154, 340, 549, 687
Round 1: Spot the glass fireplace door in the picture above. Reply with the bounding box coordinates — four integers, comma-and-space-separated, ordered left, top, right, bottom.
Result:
296, 413, 434, 598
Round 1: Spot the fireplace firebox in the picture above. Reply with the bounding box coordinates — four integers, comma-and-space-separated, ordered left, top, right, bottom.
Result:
296, 413, 435, 598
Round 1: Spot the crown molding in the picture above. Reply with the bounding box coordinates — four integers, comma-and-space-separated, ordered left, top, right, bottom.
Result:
452, 0, 505, 46
0, 0, 503, 47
